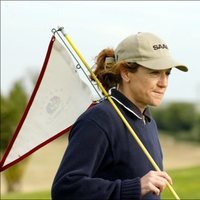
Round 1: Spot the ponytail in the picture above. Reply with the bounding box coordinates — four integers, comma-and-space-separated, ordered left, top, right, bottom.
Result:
92, 48, 120, 92
91, 48, 140, 92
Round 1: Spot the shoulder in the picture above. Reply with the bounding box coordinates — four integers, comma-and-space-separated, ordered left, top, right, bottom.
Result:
70, 100, 120, 138
68, 100, 112, 143
78, 100, 116, 124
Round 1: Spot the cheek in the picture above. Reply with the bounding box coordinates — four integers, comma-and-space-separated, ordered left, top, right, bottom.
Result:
139, 81, 158, 103
137, 80, 155, 94
130, 80, 149, 98
129, 75, 157, 99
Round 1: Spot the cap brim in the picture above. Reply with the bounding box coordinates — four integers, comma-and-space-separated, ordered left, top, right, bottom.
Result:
136, 56, 188, 72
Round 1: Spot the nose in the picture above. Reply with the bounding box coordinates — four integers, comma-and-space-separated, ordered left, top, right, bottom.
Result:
157, 72, 168, 88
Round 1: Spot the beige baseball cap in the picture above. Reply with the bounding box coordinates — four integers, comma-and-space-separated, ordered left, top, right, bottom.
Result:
115, 32, 188, 72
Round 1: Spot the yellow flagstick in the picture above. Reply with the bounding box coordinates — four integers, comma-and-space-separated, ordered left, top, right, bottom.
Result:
60, 28, 180, 200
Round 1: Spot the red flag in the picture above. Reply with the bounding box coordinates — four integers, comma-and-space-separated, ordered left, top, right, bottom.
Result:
0, 36, 92, 171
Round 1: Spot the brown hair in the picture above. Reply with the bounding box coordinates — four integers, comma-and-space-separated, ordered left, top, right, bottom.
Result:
91, 48, 140, 92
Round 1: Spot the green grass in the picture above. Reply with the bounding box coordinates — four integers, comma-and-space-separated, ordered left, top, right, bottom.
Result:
162, 166, 200, 199
1, 190, 50, 199
1, 166, 200, 199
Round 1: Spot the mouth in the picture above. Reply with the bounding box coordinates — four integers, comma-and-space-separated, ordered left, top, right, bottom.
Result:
154, 91, 164, 95
153, 91, 165, 98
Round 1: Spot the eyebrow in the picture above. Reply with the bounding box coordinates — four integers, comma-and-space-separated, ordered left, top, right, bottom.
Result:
145, 68, 172, 72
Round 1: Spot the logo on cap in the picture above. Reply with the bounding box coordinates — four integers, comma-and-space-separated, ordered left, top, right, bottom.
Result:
153, 44, 168, 50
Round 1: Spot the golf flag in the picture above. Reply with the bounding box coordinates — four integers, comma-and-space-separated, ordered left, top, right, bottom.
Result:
0, 36, 93, 171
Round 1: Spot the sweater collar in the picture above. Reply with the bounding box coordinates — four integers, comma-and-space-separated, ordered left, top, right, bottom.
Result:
110, 88, 151, 121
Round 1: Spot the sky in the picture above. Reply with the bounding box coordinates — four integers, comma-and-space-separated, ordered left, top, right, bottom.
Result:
1, 1, 200, 103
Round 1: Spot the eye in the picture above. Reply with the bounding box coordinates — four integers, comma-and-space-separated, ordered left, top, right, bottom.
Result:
150, 70, 160, 75
166, 70, 171, 76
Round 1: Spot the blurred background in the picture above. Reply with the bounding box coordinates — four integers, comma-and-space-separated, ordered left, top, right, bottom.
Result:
1, 1, 200, 199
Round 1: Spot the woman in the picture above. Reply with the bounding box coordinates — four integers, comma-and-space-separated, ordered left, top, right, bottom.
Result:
51, 32, 188, 200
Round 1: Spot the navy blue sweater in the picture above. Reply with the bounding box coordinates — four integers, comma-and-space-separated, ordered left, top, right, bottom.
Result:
51, 89, 163, 200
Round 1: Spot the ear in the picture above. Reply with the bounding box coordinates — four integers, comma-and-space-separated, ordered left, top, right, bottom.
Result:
120, 68, 130, 83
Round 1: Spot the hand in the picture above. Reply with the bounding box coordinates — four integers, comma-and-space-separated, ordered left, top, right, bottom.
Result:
140, 170, 172, 197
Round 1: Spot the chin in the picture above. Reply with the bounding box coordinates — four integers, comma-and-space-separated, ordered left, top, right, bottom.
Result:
149, 100, 163, 107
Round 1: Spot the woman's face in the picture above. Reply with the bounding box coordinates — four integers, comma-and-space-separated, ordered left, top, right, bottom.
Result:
120, 66, 171, 112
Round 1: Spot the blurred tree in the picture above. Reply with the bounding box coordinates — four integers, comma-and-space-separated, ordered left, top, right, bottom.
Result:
1, 95, 13, 152
1, 81, 28, 152
164, 102, 196, 132
151, 102, 198, 141
1, 80, 29, 192
150, 106, 166, 130
191, 112, 200, 142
